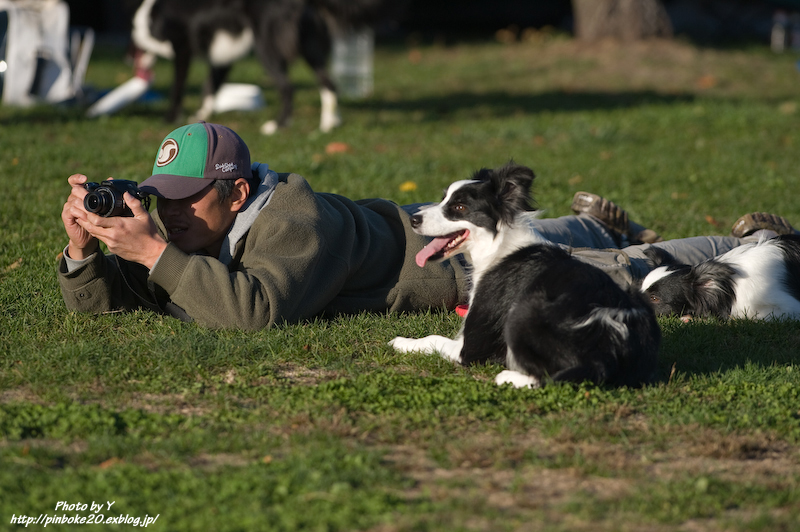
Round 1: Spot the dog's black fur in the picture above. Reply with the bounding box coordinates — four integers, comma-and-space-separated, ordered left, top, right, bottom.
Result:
467, 243, 661, 387
641, 247, 737, 318
132, 0, 404, 131
392, 162, 661, 388
641, 235, 800, 320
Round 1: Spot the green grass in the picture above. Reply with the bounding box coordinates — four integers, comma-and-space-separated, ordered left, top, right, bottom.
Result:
2, 35, 800, 530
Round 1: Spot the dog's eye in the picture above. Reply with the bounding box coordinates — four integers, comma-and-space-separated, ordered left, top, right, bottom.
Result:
649, 295, 660, 303
452, 204, 468, 214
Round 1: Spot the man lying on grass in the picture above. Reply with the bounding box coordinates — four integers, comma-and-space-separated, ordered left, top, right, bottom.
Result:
58, 121, 795, 330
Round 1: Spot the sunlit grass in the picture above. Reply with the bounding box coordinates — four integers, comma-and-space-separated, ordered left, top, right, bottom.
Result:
2, 36, 800, 531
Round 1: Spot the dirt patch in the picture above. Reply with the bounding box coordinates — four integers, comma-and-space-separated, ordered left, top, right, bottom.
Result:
270, 363, 343, 386
124, 392, 213, 417
383, 431, 632, 507
187, 452, 253, 470
379, 423, 800, 531
0, 387, 45, 405
0, 437, 89, 455
646, 429, 800, 489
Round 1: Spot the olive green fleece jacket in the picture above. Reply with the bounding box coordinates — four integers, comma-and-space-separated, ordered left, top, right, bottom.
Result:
58, 173, 469, 330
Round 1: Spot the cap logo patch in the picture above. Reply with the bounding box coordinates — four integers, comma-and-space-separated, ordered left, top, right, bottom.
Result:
215, 162, 238, 173
156, 139, 179, 167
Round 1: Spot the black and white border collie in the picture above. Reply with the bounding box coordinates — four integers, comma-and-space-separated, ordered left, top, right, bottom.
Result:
641, 234, 800, 320
132, 0, 400, 134
390, 163, 661, 388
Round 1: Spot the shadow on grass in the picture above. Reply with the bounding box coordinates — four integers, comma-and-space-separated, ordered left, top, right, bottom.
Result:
0, 103, 168, 127
1, 88, 696, 128
350, 89, 697, 119
656, 317, 800, 380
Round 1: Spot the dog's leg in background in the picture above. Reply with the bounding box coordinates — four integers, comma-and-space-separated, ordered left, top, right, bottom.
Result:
389, 335, 463, 362
166, 39, 192, 123
249, 9, 296, 135
300, 9, 341, 133
192, 95, 214, 123
306, 41, 340, 132
256, 54, 293, 135
319, 86, 341, 132
192, 65, 232, 122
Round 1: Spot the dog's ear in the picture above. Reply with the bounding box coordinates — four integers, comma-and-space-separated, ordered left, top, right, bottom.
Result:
628, 277, 643, 292
499, 160, 535, 189
642, 246, 678, 268
688, 261, 738, 318
472, 167, 493, 182
492, 161, 536, 218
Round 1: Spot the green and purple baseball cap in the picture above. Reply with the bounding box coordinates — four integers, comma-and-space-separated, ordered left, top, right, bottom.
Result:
139, 122, 251, 199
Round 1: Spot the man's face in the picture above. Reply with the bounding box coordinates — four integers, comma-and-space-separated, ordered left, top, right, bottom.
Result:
156, 183, 238, 257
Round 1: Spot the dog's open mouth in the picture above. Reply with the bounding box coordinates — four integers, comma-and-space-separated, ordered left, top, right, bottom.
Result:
416, 230, 469, 267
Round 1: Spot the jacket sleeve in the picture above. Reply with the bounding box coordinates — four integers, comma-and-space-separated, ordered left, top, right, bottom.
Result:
148, 181, 351, 330
57, 251, 157, 313
569, 247, 635, 289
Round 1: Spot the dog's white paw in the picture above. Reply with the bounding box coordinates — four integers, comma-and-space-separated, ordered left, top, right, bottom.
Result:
319, 112, 342, 133
389, 336, 429, 353
190, 96, 215, 122
319, 87, 341, 132
495, 370, 540, 389
260, 120, 279, 135
389, 335, 463, 362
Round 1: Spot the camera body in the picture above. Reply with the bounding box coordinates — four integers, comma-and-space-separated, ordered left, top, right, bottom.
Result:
83, 180, 151, 217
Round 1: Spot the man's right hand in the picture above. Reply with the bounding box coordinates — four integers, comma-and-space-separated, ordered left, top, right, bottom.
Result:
61, 174, 99, 260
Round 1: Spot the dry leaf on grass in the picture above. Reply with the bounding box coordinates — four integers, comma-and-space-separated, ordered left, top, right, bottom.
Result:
325, 142, 352, 154
4, 258, 22, 273
98, 457, 124, 469
696, 74, 717, 89
705, 215, 725, 229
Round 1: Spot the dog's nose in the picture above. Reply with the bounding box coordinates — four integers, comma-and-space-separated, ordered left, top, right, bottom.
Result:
410, 214, 422, 228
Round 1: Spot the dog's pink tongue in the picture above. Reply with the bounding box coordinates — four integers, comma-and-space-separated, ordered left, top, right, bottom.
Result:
416, 236, 453, 268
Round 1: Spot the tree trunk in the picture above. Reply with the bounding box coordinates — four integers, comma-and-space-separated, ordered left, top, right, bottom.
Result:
572, 0, 673, 42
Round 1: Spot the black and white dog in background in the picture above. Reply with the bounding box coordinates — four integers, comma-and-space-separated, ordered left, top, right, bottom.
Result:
641, 234, 800, 320
390, 163, 661, 389
132, 0, 403, 134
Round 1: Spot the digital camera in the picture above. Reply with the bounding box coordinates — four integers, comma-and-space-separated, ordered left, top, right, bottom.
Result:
83, 180, 151, 217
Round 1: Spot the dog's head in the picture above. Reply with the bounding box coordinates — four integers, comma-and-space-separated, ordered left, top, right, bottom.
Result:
640, 247, 737, 319
411, 162, 536, 267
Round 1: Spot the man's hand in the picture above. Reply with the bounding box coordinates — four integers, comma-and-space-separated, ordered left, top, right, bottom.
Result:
77, 192, 168, 270
61, 174, 99, 260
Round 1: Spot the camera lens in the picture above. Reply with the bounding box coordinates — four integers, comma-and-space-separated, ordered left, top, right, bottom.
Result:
84, 189, 115, 216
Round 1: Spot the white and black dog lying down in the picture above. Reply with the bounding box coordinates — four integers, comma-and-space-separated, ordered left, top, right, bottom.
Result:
641, 234, 800, 320
390, 163, 661, 389
132, 0, 403, 134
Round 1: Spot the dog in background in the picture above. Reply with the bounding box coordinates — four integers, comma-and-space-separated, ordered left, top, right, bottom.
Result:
390, 162, 661, 389
641, 235, 800, 321
131, 0, 404, 134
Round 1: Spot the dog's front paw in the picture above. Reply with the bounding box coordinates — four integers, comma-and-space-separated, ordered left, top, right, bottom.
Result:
320, 111, 341, 133
495, 370, 540, 389
389, 335, 463, 362
260, 120, 279, 135
389, 336, 422, 353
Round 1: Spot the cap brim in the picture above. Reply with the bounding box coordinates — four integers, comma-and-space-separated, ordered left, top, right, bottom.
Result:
139, 174, 215, 200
